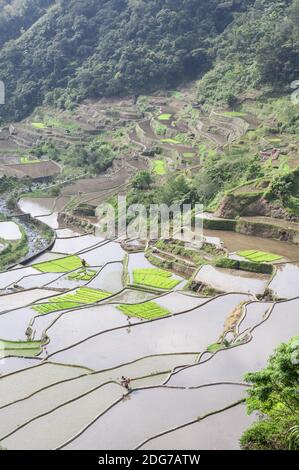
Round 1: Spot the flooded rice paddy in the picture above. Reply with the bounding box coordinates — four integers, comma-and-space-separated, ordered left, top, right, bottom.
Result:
0, 221, 22, 241
204, 229, 299, 260
0, 196, 298, 449
195, 265, 269, 296
141, 403, 257, 450
268, 263, 299, 299
62, 385, 247, 450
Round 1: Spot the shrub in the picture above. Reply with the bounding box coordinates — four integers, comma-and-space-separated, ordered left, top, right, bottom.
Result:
203, 218, 236, 231
215, 257, 273, 274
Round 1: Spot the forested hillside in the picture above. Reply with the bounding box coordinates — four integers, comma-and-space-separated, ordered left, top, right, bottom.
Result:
197, 0, 299, 105
0, 0, 253, 122
0, 0, 299, 454
0, 0, 54, 47
0, 0, 298, 122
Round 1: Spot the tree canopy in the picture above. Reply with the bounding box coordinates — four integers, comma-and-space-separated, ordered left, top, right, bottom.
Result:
0, 0, 255, 121
241, 337, 299, 450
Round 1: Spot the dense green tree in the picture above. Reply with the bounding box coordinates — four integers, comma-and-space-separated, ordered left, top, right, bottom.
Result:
159, 174, 195, 206
132, 171, 153, 190
62, 140, 116, 174
197, 0, 299, 104
241, 337, 299, 450
266, 171, 298, 202
0, 0, 255, 122
0, 0, 54, 47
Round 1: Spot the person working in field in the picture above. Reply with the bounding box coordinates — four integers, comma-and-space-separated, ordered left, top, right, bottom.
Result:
121, 376, 131, 390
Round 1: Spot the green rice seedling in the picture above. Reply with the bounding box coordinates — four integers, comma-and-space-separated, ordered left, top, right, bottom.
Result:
32, 122, 47, 129
157, 114, 172, 121
152, 159, 167, 175
238, 250, 258, 257
133, 268, 171, 278
183, 152, 195, 159
132, 268, 180, 290
160, 138, 179, 144
218, 111, 246, 118
44, 116, 79, 131
33, 255, 84, 273
117, 301, 170, 320
237, 250, 282, 263
20, 156, 39, 164
32, 288, 111, 314
0, 340, 42, 358
250, 253, 282, 262
207, 343, 224, 353
67, 268, 97, 281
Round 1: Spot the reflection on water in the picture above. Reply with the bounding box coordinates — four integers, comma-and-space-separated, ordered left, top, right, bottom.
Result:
88, 262, 123, 292
1, 197, 299, 450
196, 265, 269, 295
64, 385, 247, 450
18, 197, 54, 217
238, 302, 271, 333
204, 229, 299, 260
169, 298, 299, 386
0, 221, 22, 241
1, 383, 123, 450
45, 305, 129, 354
0, 363, 86, 408
0, 358, 42, 379
269, 263, 299, 299
142, 403, 257, 450
50, 294, 250, 370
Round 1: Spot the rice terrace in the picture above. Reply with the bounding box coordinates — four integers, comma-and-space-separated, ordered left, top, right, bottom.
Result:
0, 0, 298, 455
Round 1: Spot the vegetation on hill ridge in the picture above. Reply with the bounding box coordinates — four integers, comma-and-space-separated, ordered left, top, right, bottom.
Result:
0, 0, 263, 122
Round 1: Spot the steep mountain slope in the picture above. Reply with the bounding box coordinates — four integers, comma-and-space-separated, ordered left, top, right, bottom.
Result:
197, 0, 299, 106
0, 0, 298, 222
0, 0, 254, 121
0, 0, 54, 47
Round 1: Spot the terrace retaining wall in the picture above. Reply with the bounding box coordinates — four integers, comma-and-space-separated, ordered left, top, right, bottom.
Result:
203, 217, 299, 245
58, 212, 95, 234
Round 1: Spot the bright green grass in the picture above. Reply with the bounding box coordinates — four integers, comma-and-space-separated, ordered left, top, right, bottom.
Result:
157, 114, 172, 121
237, 250, 282, 263
161, 138, 179, 144
218, 111, 246, 118
117, 301, 170, 320
183, 152, 195, 159
133, 268, 171, 277
32, 117, 79, 132
171, 90, 183, 100
152, 159, 167, 175
0, 340, 42, 358
288, 196, 299, 215
32, 122, 47, 129
20, 156, 39, 164
33, 255, 84, 273
32, 287, 111, 314
207, 343, 224, 353
45, 117, 79, 131
68, 268, 97, 282
133, 268, 180, 290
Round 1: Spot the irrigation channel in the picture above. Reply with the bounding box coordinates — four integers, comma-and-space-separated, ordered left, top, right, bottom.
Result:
0, 198, 52, 263
0, 196, 298, 450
